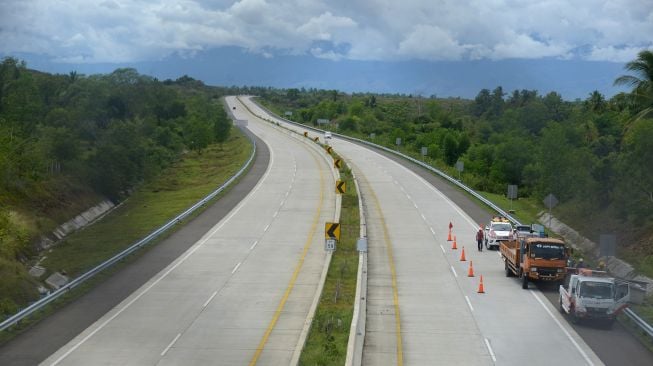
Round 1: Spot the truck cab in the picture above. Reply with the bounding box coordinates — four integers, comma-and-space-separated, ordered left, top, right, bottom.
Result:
559, 268, 629, 328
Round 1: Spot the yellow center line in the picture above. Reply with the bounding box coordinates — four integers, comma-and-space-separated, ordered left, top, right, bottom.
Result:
360, 171, 404, 366
248, 142, 326, 366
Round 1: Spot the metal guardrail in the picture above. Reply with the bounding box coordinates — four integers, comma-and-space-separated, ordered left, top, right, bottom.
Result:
0, 123, 257, 333
247, 96, 653, 343
624, 308, 653, 340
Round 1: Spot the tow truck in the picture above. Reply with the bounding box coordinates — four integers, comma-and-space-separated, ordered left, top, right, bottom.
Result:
559, 268, 630, 328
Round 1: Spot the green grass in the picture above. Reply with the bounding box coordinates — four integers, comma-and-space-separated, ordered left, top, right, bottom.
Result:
299, 160, 359, 366
41, 130, 252, 277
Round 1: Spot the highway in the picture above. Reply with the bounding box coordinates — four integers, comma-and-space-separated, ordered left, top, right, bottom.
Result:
242, 96, 653, 365
2, 94, 651, 365
39, 96, 337, 365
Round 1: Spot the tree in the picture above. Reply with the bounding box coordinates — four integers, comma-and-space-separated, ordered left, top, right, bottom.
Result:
585, 90, 606, 112
614, 49, 653, 119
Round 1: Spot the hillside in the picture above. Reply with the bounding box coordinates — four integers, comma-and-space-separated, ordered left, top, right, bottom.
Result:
0, 58, 235, 319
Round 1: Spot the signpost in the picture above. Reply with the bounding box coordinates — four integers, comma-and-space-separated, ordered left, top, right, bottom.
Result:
507, 185, 518, 212
325, 222, 340, 252
600, 234, 616, 257
421, 146, 428, 157
543, 193, 559, 230
455, 161, 464, 181
396, 137, 401, 146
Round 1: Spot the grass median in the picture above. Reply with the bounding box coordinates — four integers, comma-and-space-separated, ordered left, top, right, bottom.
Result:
300, 158, 359, 365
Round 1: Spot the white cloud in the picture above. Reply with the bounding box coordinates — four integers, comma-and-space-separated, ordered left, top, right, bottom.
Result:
397, 25, 468, 61
0, 0, 651, 63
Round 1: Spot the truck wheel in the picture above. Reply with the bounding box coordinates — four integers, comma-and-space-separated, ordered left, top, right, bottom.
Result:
505, 262, 513, 277
521, 272, 529, 289
484, 240, 489, 250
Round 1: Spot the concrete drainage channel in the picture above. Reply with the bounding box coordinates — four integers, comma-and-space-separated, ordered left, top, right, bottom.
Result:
246, 97, 653, 351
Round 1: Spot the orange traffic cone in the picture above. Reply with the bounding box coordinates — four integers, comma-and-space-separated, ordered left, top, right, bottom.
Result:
451, 235, 458, 250
459, 246, 466, 261
468, 261, 475, 277
447, 229, 453, 241
477, 275, 485, 293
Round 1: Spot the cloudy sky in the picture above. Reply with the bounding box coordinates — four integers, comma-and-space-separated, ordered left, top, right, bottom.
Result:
1, 0, 652, 97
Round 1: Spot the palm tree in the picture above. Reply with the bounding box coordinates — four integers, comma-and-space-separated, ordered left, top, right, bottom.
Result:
614, 49, 653, 119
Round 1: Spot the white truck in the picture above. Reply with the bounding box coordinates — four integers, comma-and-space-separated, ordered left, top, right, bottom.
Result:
558, 268, 630, 328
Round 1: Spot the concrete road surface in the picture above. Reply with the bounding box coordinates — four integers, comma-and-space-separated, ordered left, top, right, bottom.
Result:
241, 96, 636, 366
40, 96, 337, 365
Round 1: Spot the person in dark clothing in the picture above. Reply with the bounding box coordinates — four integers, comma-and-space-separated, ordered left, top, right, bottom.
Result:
476, 228, 484, 251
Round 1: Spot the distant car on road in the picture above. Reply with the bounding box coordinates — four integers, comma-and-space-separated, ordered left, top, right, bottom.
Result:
324, 131, 332, 139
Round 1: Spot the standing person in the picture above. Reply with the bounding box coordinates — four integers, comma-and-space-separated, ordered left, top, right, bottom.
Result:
476, 228, 484, 252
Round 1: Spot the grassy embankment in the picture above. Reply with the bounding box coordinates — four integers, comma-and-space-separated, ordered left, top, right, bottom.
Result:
300, 155, 359, 365
1, 128, 252, 342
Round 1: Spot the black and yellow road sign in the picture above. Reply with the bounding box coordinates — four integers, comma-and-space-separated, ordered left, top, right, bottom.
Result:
325, 222, 341, 240
314, 137, 319, 142
326, 146, 333, 154
304, 131, 308, 137
336, 180, 346, 194
334, 159, 342, 169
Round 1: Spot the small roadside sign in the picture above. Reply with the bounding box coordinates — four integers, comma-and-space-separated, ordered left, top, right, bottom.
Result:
304, 132, 308, 137
543, 194, 558, 209
314, 137, 319, 142
336, 180, 346, 194
326, 146, 333, 154
334, 159, 342, 169
325, 239, 336, 251
325, 222, 340, 240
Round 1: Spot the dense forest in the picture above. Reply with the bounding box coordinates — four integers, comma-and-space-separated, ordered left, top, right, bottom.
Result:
0, 58, 234, 315
259, 51, 653, 267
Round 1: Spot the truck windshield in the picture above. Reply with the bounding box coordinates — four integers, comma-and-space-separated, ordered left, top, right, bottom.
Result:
530, 243, 565, 259
579, 282, 614, 299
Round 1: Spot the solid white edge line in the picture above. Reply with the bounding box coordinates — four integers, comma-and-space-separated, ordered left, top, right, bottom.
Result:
440, 244, 446, 254
273, 211, 278, 218
430, 227, 436, 235
465, 295, 474, 312
161, 333, 181, 356
231, 262, 242, 274
250, 240, 258, 250
450, 266, 458, 278
484, 338, 497, 363
530, 291, 594, 366
264, 224, 270, 232
202, 291, 218, 308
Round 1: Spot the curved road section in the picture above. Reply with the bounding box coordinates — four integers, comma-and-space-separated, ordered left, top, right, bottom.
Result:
241, 96, 605, 366
41, 97, 336, 365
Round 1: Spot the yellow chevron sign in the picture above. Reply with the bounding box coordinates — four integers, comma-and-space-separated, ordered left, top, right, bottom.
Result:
336, 180, 346, 194
334, 159, 342, 169
325, 222, 340, 240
